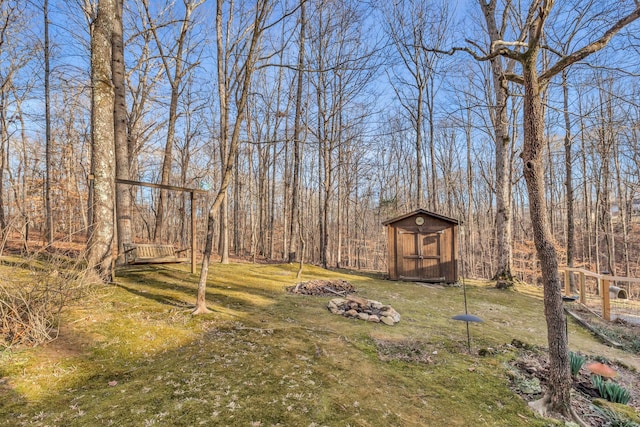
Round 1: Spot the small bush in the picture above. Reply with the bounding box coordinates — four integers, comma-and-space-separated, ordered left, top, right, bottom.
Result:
569, 351, 585, 377
0, 256, 90, 349
592, 375, 632, 405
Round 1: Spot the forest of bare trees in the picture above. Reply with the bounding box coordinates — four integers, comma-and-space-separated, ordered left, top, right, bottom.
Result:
0, 0, 639, 289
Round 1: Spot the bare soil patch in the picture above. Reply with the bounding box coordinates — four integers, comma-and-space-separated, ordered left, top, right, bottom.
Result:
374, 338, 435, 364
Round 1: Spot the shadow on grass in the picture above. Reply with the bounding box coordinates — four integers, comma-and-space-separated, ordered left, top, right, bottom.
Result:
115, 264, 279, 313
115, 283, 194, 309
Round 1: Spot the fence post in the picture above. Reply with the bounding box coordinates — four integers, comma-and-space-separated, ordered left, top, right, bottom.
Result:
601, 275, 611, 321
564, 269, 570, 295
579, 272, 586, 304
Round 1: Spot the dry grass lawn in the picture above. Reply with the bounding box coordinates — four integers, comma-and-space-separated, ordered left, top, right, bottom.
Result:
1, 260, 638, 426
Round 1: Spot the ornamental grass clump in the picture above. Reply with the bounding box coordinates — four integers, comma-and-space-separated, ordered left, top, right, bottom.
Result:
569, 351, 585, 378
586, 362, 631, 405
591, 375, 632, 405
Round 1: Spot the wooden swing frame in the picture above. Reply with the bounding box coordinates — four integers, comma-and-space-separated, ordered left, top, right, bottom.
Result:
116, 178, 207, 274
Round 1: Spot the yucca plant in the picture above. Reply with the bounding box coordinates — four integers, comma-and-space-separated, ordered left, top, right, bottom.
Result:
592, 375, 632, 405
569, 351, 585, 378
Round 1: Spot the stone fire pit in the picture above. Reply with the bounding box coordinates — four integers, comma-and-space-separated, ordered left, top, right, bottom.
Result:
327, 295, 401, 325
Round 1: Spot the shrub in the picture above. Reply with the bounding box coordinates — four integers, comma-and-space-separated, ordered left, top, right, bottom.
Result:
0, 256, 90, 349
569, 351, 585, 377
592, 375, 632, 405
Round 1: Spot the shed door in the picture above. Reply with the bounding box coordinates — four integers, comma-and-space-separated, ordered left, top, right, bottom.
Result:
398, 230, 444, 281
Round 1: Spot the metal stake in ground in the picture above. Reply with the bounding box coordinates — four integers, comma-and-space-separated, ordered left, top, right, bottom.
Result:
452, 224, 483, 353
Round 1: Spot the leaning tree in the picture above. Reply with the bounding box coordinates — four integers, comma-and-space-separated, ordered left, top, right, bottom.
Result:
438, 0, 640, 418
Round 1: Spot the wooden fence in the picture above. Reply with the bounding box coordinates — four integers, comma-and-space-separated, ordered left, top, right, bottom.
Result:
559, 267, 640, 322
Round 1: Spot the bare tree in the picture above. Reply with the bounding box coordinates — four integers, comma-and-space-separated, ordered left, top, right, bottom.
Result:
307, 0, 379, 268
436, 0, 640, 416
194, 0, 273, 314
287, 0, 306, 263
476, 0, 521, 285
87, 0, 116, 281
383, 0, 450, 210
500, 2, 640, 416
0, 1, 35, 246
43, 0, 54, 245
144, 0, 204, 243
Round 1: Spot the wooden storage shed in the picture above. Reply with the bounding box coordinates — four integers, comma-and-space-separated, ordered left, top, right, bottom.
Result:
383, 209, 459, 283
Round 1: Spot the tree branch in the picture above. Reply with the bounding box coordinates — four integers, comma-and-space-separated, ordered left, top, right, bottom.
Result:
540, 6, 640, 83
424, 39, 523, 62
502, 72, 524, 85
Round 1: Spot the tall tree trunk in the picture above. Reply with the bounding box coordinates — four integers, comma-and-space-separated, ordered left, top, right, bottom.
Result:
415, 86, 424, 208
427, 76, 437, 211
0, 92, 6, 242
194, 0, 270, 314
521, 49, 571, 417
288, 0, 305, 263
0, 94, 6, 247
87, 0, 116, 281
479, 0, 514, 284
578, 97, 593, 267
598, 86, 616, 275
613, 143, 630, 277
113, 0, 132, 257
464, 106, 475, 277
269, 139, 276, 259
216, 0, 230, 264
220, 195, 229, 263
44, 0, 54, 245
233, 149, 241, 254
562, 69, 575, 291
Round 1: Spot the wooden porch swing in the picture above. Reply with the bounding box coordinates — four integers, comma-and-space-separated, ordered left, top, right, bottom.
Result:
116, 178, 207, 274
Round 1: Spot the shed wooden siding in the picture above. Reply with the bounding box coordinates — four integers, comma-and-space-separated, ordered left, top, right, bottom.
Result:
384, 210, 459, 283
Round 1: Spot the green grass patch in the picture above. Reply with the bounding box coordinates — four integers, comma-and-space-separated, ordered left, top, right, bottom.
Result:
1, 261, 636, 426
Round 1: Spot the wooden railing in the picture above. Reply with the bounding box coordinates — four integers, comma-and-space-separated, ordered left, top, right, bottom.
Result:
559, 267, 640, 321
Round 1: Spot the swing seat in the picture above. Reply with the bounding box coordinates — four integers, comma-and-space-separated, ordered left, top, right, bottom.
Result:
123, 243, 188, 264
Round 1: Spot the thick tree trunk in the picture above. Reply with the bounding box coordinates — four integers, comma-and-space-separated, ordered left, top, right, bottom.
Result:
427, 78, 437, 211
479, 0, 514, 284
613, 145, 631, 277
113, 0, 132, 258
87, 0, 116, 281
521, 54, 571, 416
215, 0, 229, 264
